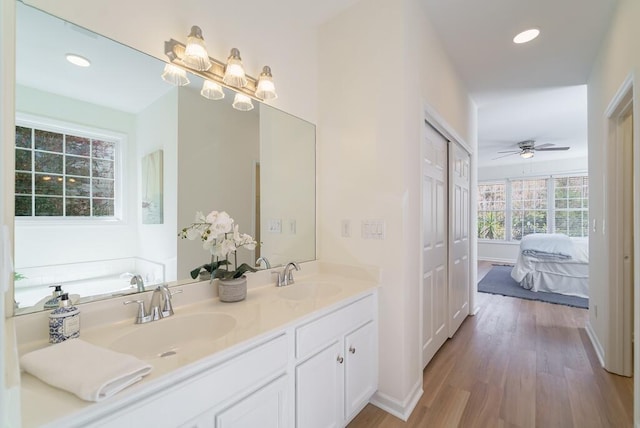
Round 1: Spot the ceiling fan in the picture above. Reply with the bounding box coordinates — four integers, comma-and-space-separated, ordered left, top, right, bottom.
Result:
493, 140, 570, 160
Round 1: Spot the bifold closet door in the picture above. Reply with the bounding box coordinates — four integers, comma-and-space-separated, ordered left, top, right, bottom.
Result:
448, 142, 470, 337
421, 123, 449, 369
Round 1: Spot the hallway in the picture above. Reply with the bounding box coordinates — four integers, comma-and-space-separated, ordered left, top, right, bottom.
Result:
349, 287, 633, 427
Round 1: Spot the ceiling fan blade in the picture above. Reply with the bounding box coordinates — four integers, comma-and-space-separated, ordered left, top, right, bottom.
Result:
497, 150, 521, 154
534, 143, 554, 149
492, 152, 519, 160
536, 147, 570, 151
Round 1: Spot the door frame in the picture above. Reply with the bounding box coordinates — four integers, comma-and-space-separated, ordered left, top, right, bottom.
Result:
604, 74, 635, 378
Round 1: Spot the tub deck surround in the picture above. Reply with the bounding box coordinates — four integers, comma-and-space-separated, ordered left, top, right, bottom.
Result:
15, 261, 380, 427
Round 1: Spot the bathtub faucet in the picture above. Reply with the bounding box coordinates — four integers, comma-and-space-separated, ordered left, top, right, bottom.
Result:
130, 274, 145, 292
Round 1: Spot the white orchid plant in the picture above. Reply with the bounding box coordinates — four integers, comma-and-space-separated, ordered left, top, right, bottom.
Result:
179, 210, 257, 280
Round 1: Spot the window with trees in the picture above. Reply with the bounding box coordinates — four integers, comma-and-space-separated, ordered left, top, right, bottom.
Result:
15, 122, 120, 219
477, 175, 588, 241
477, 183, 506, 240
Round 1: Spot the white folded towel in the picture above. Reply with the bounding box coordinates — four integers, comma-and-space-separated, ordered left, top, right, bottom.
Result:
20, 338, 152, 402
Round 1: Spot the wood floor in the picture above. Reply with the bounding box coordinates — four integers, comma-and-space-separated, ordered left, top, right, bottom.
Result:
349, 262, 634, 427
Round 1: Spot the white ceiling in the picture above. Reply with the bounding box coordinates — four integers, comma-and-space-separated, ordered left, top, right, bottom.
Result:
423, 0, 617, 167
16, 2, 172, 114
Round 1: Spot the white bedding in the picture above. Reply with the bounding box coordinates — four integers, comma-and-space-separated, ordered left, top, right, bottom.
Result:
511, 236, 589, 298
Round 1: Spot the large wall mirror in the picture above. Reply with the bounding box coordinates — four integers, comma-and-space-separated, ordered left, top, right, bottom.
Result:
13, 2, 316, 315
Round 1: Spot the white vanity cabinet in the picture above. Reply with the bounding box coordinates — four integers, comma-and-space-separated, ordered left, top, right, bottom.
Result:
294, 295, 378, 428
88, 334, 289, 428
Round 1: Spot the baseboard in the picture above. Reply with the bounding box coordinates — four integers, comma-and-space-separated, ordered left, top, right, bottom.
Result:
585, 321, 605, 368
369, 378, 423, 421
471, 305, 480, 316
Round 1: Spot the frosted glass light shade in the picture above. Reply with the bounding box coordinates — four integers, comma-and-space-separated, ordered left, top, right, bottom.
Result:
201, 80, 225, 100
232, 93, 254, 111
183, 26, 212, 71
255, 66, 277, 100
520, 149, 534, 159
161, 64, 190, 86
223, 48, 248, 88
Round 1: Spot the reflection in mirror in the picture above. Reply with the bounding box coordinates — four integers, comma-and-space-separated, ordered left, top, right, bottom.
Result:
13, 2, 316, 315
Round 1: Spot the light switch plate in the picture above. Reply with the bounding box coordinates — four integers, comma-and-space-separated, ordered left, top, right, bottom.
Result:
268, 219, 282, 234
341, 220, 351, 238
361, 219, 385, 240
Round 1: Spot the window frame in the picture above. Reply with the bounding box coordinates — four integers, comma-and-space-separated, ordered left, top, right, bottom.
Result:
478, 172, 589, 242
15, 113, 126, 225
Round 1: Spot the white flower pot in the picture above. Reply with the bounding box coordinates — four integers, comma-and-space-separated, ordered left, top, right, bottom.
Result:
218, 275, 247, 302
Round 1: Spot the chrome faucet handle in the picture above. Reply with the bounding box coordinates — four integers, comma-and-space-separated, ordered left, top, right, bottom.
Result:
124, 300, 151, 324
271, 271, 285, 287
161, 286, 183, 317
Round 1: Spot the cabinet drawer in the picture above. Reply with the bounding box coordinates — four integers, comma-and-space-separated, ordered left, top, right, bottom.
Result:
94, 334, 288, 428
296, 295, 374, 360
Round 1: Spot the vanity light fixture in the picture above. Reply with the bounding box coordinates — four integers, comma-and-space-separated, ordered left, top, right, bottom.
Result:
513, 28, 540, 44
163, 27, 277, 107
65, 53, 91, 67
520, 148, 534, 159
222, 48, 248, 88
232, 93, 254, 111
161, 63, 190, 86
255, 66, 277, 100
200, 80, 225, 100
183, 26, 212, 71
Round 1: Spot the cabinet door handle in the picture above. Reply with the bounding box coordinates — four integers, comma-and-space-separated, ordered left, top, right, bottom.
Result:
349, 346, 356, 354
337, 355, 344, 364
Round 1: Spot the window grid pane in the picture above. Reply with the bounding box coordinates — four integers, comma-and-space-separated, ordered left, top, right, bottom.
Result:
15, 124, 117, 218
477, 183, 506, 240
511, 179, 548, 240
554, 176, 589, 237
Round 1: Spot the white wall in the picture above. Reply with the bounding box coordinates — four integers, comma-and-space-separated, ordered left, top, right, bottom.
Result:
260, 104, 316, 267
318, 0, 475, 418
136, 89, 179, 281
177, 86, 259, 279
586, 0, 640, 413
14, 85, 139, 268
478, 156, 588, 181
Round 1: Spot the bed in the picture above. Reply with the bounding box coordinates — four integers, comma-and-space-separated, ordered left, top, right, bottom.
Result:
511, 233, 589, 298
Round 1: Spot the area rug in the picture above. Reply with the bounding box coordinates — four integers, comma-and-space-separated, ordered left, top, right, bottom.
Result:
478, 265, 588, 309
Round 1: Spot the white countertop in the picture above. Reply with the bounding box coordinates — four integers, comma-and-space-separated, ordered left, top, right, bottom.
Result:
16, 262, 379, 427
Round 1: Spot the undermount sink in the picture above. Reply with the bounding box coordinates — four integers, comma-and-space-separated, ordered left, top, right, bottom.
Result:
109, 312, 236, 359
277, 282, 342, 301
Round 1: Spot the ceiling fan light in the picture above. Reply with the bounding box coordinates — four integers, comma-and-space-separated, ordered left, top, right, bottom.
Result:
520, 149, 534, 159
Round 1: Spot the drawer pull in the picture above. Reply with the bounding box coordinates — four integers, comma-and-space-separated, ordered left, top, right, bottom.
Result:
349, 346, 356, 354
337, 355, 344, 364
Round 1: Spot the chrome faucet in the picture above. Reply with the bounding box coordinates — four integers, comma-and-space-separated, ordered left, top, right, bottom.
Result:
256, 256, 271, 269
273, 262, 301, 287
124, 285, 182, 324
130, 274, 145, 292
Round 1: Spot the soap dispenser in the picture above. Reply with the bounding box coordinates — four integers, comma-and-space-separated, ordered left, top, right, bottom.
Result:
43, 284, 64, 310
49, 293, 80, 344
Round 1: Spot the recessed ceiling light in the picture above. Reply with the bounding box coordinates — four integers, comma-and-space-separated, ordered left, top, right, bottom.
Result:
65, 53, 91, 67
513, 28, 540, 44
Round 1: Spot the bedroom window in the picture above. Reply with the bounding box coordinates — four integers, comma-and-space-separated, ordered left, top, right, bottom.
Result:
477, 183, 506, 240
15, 121, 121, 220
511, 178, 548, 240
553, 176, 589, 237
477, 174, 589, 241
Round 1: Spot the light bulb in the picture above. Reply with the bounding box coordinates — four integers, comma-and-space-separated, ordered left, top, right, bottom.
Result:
183, 26, 212, 71
255, 66, 277, 100
161, 63, 190, 86
201, 80, 225, 100
223, 48, 248, 88
232, 93, 254, 111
